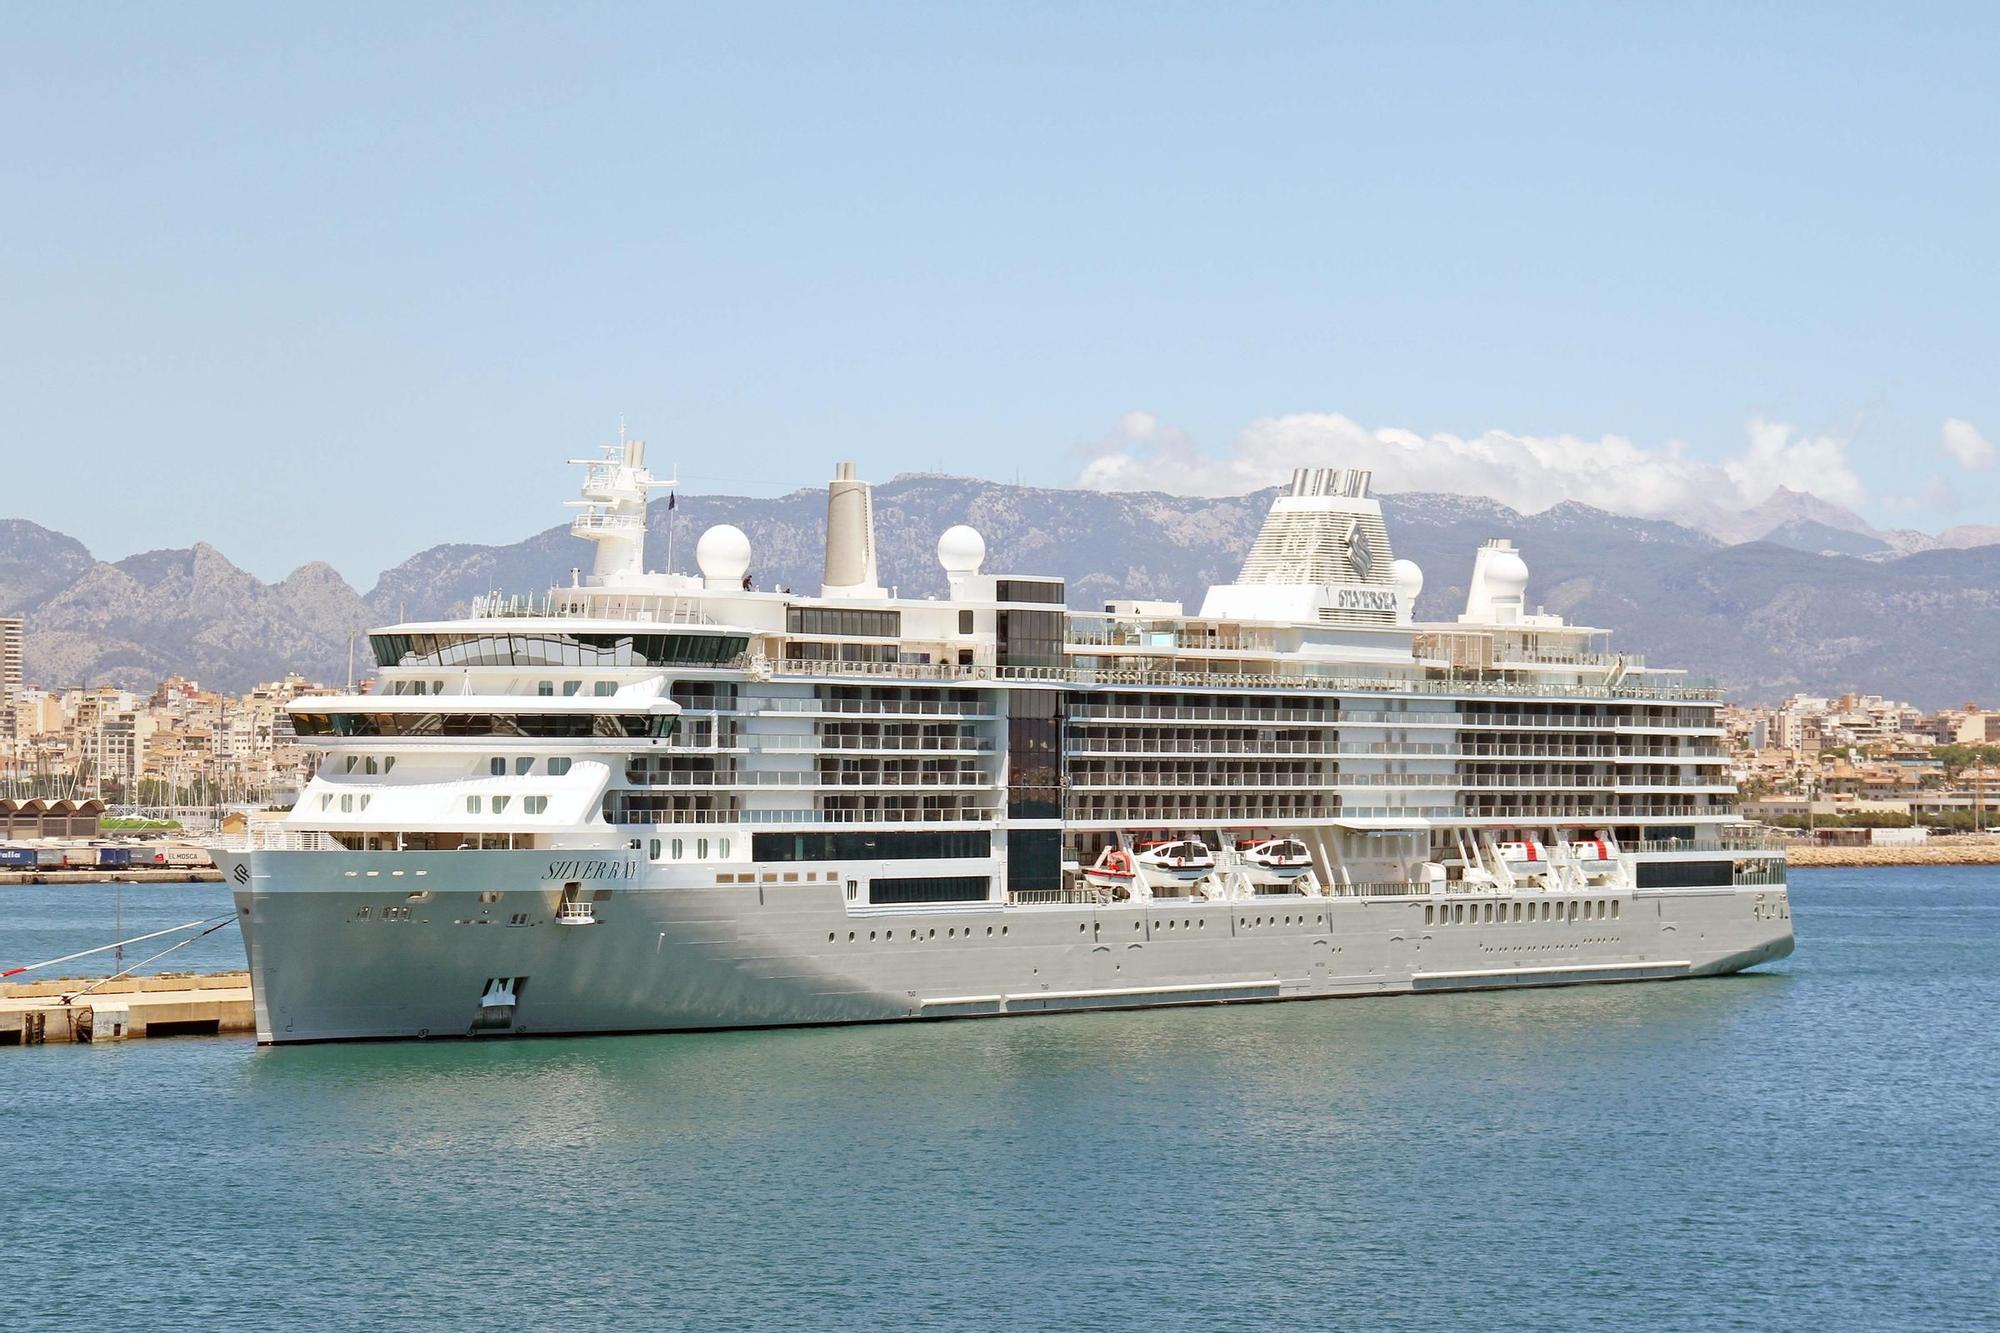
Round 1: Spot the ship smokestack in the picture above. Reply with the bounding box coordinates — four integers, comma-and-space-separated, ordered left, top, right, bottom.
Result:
822, 461, 886, 598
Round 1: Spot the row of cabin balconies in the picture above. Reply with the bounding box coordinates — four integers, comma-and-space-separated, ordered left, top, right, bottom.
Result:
765, 655, 1727, 701
1063, 736, 1725, 762
1061, 769, 1734, 792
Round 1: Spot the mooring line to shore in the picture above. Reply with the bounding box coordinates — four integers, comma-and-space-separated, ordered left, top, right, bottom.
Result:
57, 918, 241, 1003
2, 914, 236, 979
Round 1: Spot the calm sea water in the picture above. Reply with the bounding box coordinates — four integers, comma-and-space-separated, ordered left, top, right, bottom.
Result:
4, 869, 1996, 1331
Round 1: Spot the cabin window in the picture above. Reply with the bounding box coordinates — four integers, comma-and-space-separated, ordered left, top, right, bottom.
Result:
1424, 905, 1434, 925
671, 838, 684, 859
562, 681, 582, 696
649, 839, 662, 861
1611, 900, 1621, 919
344, 756, 358, 773
697, 838, 709, 859
548, 757, 572, 776
594, 681, 617, 697
466, 796, 482, 814
1512, 902, 1522, 922
523, 796, 548, 815
515, 757, 533, 775
958, 610, 974, 634
320, 794, 333, 810
491, 796, 511, 814
489, 758, 505, 776
364, 757, 379, 775
719, 838, 731, 858
537, 681, 554, 696
339, 795, 353, 812
383, 757, 395, 773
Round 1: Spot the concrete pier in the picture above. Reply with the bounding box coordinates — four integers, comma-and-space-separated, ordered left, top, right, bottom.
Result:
0, 972, 252, 1045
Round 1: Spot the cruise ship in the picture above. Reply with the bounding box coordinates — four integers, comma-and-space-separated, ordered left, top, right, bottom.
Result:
214, 439, 1793, 1043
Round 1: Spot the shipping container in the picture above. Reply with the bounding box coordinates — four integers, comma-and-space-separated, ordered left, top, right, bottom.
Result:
161, 847, 211, 868
97, 847, 134, 867
35, 848, 68, 868
63, 847, 102, 868
0, 847, 37, 866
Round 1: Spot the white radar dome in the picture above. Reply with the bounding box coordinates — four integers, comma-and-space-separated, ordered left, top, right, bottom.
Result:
1484, 549, 1529, 599
696, 524, 752, 588
1391, 558, 1424, 601
937, 524, 986, 576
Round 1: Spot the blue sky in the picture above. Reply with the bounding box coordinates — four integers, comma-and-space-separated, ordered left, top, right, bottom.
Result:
5, 3, 1996, 583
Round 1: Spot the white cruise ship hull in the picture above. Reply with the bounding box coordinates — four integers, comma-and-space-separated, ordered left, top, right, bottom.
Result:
219, 849, 1793, 1044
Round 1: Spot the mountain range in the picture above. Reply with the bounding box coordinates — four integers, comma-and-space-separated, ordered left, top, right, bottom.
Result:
4, 478, 1998, 708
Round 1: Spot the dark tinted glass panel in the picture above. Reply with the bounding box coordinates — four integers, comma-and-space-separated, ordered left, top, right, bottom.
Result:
869, 875, 990, 905
995, 580, 1064, 605
751, 830, 991, 862
293, 712, 674, 739
1006, 688, 1064, 816
1635, 860, 1732, 888
1006, 828, 1062, 890
370, 632, 746, 669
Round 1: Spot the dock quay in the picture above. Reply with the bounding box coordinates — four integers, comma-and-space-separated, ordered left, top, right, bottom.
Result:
1, 972, 252, 1045
0, 868, 223, 886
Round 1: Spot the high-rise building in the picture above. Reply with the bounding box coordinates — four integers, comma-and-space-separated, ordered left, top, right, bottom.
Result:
0, 617, 21, 704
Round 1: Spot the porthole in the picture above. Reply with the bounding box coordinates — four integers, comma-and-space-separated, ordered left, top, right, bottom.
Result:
827, 932, 836, 943
986, 926, 994, 936
1002, 926, 1009, 936
848, 931, 856, 942
869, 930, 877, 941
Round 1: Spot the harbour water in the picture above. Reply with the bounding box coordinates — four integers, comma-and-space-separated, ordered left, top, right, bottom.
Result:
4, 868, 1995, 1330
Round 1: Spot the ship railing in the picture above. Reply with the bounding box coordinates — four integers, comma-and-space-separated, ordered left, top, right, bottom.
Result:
1324, 880, 1430, 898
219, 827, 338, 852
1069, 704, 1338, 724
739, 808, 998, 826
1009, 888, 1111, 906
752, 698, 995, 718
1733, 865, 1788, 885
751, 735, 995, 753
1622, 831, 1790, 855
1334, 805, 1467, 819
629, 771, 992, 788
1067, 738, 1344, 756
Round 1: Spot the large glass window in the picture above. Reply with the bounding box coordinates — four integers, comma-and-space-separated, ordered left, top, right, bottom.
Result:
369, 631, 748, 670
868, 875, 990, 905
785, 607, 901, 637
995, 579, 1064, 605
751, 830, 991, 862
294, 712, 676, 739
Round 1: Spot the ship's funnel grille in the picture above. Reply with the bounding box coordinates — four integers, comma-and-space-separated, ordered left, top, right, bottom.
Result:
1236, 509, 1395, 589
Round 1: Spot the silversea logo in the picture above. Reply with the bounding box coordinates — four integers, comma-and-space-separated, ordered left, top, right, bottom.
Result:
1335, 588, 1397, 612
544, 859, 640, 881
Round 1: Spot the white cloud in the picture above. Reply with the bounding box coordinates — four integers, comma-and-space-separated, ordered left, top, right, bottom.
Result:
1941, 418, 1995, 471
1075, 411, 1870, 524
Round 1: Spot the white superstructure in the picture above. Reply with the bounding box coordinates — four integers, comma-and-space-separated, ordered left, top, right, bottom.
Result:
214, 437, 1791, 1044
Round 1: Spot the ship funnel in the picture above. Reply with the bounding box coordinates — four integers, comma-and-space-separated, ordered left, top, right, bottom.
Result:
822, 461, 886, 599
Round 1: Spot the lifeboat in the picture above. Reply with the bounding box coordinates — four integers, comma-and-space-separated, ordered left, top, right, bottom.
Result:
1240, 836, 1314, 888
1083, 846, 1140, 895
1562, 835, 1617, 867
1135, 838, 1216, 895
1496, 839, 1548, 872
